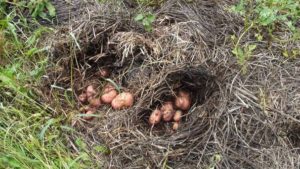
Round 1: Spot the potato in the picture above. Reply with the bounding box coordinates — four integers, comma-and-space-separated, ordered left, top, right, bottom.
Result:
175, 91, 191, 111
82, 107, 96, 120
162, 110, 174, 121
149, 109, 162, 125
173, 110, 182, 122
101, 84, 118, 104
172, 122, 180, 130
103, 84, 115, 92
161, 102, 174, 112
111, 92, 134, 110
78, 93, 87, 103
161, 102, 174, 122
86, 85, 96, 98
84, 109, 96, 121
97, 68, 110, 78
101, 90, 118, 104
89, 98, 101, 108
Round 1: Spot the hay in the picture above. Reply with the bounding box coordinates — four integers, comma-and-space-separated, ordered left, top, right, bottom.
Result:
43, 0, 300, 168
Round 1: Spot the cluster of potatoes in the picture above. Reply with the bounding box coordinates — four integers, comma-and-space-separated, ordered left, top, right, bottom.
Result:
149, 90, 191, 130
77, 68, 134, 120
76, 68, 192, 131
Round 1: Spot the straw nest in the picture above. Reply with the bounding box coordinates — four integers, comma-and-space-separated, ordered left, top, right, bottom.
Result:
42, 0, 300, 168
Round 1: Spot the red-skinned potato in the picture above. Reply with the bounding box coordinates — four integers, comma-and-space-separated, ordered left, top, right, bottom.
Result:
86, 85, 96, 98
78, 93, 87, 103
149, 109, 162, 125
84, 109, 96, 121
161, 102, 174, 112
97, 68, 110, 78
81, 106, 96, 120
111, 92, 134, 110
175, 91, 191, 111
162, 110, 174, 121
89, 98, 101, 108
173, 122, 180, 130
161, 102, 174, 122
101, 84, 118, 104
173, 110, 182, 122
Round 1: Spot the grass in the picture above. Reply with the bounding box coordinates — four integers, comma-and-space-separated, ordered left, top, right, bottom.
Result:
0, 1, 97, 168
230, 0, 300, 72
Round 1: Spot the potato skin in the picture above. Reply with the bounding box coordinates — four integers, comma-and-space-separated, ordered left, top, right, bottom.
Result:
111, 97, 122, 110
161, 102, 174, 122
83, 107, 96, 120
101, 85, 118, 104
162, 110, 174, 121
172, 122, 180, 130
86, 85, 96, 98
97, 68, 110, 78
149, 109, 162, 125
173, 110, 182, 122
89, 98, 101, 108
175, 91, 191, 111
111, 92, 134, 110
161, 102, 174, 112
123, 92, 134, 107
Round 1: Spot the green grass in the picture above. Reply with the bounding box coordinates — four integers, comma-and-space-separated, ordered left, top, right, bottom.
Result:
230, 0, 300, 73
231, 0, 300, 35
0, 1, 97, 168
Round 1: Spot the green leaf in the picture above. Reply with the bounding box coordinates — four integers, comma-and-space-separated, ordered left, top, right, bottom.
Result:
45, 2, 56, 17
31, 3, 44, 18
231, 35, 237, 41
39, 119, 55, 141
282, 50, 289, 57
38, 12, 47, 20
75, 138, 87, 150
146, 14, 155, 23
248, 44, 257, 52
229, 0, 245, 15
142, 19, 150, 26
232, 48, 238, 56
255, 33, 263, 41
286, 21, 295, 31
258, 7, 277, 26
134, 14, 144, 21
0, 70, 16, 89
145, 25, 153, 32
7, 22, 19, 44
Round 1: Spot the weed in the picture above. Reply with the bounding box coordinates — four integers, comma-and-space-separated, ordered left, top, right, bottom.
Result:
135, 12, 156, 32
208, 154, 222, 169
28, 0, 56, 19
231, 23, 257, 74
231, 0, 300, 34
230, 0, 300, 59
0, 0, 56, 20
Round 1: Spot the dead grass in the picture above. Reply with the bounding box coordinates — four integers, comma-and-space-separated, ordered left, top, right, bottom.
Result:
42, 0, 300, 168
